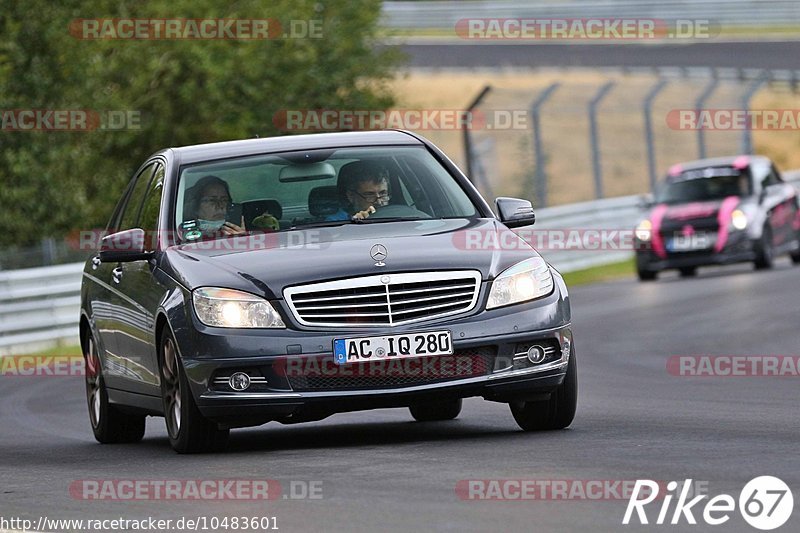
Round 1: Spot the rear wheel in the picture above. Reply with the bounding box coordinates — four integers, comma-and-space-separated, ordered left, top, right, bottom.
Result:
754, 227, 774, 270
510, 348, 577, 431
84, 333, 145, 444
637, 268, 657, 281
679, 267, 697, 277
409, 399, 462, 422
160, 330, 229, 453
791, 231, 800, 265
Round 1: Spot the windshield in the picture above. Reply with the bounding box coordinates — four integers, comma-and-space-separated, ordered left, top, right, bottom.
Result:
174, 146, 478, 243
655, 167, 751, 205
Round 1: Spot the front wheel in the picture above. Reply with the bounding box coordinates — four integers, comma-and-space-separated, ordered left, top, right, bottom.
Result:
754, 227, 774, 270
84, 333, 145, 444
510, 348, 577, 431
409, 399, 462, 421
160, 330, 229, 453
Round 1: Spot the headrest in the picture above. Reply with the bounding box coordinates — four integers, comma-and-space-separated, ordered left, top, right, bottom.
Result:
308, 186, 340, 217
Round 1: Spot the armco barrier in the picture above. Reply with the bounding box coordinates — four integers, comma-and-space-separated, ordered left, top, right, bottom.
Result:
3, 175, 798, 354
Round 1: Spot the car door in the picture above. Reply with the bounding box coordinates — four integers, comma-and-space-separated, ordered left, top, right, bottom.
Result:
110, 163, 167, 396
85, 187, 130, 364
101, 161, 157, 393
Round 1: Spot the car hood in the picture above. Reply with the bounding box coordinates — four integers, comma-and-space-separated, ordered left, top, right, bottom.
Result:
161, 218, 541, 299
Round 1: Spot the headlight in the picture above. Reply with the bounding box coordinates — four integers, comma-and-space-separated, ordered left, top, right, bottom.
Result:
635, 219, 653, 241
487, 257, 554, 310
730, 209, 748, 231
192, 287, 285, 328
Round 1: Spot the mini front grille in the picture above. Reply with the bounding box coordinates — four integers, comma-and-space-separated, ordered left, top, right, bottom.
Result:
284, 271, 481, 327
286, 347, 497, 392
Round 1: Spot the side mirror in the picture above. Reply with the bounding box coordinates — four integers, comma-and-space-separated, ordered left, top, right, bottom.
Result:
638, 193, 655, 210
99, 228, 153, 263
496, 197, 536, 228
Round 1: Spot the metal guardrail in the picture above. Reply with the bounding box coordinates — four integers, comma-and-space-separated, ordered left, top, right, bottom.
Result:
382, 1, 800, 29
3, 175, 799, 354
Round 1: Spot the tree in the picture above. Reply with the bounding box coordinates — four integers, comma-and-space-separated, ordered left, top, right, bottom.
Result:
0, 0, 401, 248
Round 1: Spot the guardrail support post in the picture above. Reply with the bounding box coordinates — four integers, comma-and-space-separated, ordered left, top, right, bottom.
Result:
530, 82, 560, 208
588, 81, 615, 200
462, 85, 492, 184
643, 79, 668, 192
695, 75, 719, 160
740, 72, 768, 154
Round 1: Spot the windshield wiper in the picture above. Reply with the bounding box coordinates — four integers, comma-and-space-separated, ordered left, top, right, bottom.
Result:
288, 219, 355, 230
352, 217, 424, 224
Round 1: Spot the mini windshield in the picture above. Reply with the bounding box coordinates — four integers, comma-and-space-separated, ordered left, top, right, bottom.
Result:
655, 167, 751, 205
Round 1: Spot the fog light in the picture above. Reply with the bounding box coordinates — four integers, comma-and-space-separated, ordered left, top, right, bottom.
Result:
562, 336, 571, 360
229, 372, 251, 391
527, 345, 547, 364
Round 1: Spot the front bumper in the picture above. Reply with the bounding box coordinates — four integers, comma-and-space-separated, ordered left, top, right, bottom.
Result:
636, 231, 755, 271
171, 277, 573, 427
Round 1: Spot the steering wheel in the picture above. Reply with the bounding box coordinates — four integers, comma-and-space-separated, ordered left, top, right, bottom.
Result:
371, 203, 430, 219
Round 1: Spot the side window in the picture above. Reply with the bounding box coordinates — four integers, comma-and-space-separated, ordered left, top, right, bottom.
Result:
139, 165, 164, 234
118, 163, 156, 231
139, 165, 165, 251
763, 170, 779, 189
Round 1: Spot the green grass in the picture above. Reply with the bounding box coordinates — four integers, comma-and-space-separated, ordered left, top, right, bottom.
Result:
29, 344, 83, 356
561, 257, 635, 287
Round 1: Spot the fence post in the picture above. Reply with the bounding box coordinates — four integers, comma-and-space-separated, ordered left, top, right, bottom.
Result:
695, 76, 719, 160
588, 81, 615, 200
530, 82, 560, 208
462, 85, 492, 183
740, 72, 768, 154
643, 79, 668, 192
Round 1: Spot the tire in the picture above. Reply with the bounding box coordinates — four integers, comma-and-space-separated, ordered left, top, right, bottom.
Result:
159, 329, 229, 453
754, 227, 774, 270
409, 398, 462, 422
637, 268, 657, 282
510, 347, 577, 431
791, 231, 800, 265
84, 333, 145, 444
679, 267, 697, 278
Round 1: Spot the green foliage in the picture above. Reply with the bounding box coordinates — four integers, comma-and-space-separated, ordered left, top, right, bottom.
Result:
0, 0, 401, 247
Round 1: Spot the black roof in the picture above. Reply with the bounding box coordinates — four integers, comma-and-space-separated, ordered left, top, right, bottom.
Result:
672, 155, 771, 173
166, 130, 422, 165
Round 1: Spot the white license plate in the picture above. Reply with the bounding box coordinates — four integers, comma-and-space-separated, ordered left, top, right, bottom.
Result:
333, 330, 453, 365
668, 233, 716, 252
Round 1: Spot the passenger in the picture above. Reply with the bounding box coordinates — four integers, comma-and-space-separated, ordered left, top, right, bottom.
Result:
183, 175, 246, 237
327, 162, 391, 221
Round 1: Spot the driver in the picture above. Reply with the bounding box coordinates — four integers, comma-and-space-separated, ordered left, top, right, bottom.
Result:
326, 161, 391, 221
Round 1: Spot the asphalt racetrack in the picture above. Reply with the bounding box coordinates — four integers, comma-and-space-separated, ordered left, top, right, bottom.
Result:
399, 40, 800, 70
1, 259, 798, 532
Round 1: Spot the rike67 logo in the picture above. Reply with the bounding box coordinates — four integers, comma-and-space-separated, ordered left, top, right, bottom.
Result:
623, 477, 793, 530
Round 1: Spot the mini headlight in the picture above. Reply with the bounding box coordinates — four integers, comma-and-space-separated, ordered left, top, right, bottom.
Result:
635, 219, 653, 242
192, 287, 285, 328
487, 257, 554, 310
730, 209, 748, 231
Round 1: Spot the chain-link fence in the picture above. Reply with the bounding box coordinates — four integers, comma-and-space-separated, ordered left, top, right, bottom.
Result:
461, 68, 800, 207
